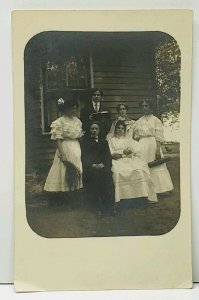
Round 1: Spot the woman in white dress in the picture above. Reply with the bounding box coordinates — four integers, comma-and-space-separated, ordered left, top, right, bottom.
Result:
133, 99, 174, 194
44, 95, 84, 203
106, 102, 135, 141
108, 120, 157, 204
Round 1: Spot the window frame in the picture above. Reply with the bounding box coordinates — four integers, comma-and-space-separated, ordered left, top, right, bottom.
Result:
40, 53, 94, 134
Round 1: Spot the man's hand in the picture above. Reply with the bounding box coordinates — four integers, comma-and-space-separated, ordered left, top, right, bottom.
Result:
92, 164, 98, 168
98, 163, 105, 168
89, 113, 94, 120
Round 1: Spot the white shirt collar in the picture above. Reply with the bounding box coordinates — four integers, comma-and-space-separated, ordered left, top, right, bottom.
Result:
92, 100, 100, 112
91, 136, 98, 142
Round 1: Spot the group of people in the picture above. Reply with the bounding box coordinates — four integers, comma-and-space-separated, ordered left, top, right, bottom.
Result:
44, 88, 173, 215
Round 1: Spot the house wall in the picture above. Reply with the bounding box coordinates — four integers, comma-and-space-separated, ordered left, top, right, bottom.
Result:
92, 40, 156, 120
25, 34, 156, 172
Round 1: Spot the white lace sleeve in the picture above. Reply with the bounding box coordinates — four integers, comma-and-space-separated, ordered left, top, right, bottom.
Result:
108, 138, 115, 154
50, 119, 63, 140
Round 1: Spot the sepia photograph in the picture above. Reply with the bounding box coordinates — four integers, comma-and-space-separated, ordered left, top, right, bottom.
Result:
25, 30, 180, 238
13, 10, 192, 291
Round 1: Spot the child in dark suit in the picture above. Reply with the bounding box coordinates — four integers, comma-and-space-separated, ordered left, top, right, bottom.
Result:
80, 121, 115, 216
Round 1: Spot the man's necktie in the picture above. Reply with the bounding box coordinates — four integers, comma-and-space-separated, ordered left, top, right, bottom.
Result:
92, 137, 98, 142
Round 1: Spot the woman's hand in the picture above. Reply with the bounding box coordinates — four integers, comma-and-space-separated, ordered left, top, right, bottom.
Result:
133, 136, 140, 142
155, 151, 161, 160
57, 140, 66, 162
132, 132, 140, 141
155, 142, 161, 160
59, 153, 67, 162
123, 148, 132, 156
112, 153, 122, 160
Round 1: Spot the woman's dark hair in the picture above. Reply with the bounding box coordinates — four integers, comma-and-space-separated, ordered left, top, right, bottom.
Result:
116, 102, 128, 112
114, 120, 127, 134
89, 120, 101, 130
92, 88, 104, 97
139, 99, 154, 112
58, 93, 78, 113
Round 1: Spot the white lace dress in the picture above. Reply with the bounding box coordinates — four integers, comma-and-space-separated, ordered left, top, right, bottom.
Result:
133, 115, 174, 194
44, 116, 83, 192
108, 136, 157, 203
106, 116, 135, 141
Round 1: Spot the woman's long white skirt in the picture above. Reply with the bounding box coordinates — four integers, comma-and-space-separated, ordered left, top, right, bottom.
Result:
112, 157, 157, 203
139, 137, 174, 194
44, 139, 82, 192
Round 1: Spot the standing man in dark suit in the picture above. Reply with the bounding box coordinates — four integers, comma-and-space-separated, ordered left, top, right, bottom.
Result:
80, 121, 115, 216
80, 88, 112, 138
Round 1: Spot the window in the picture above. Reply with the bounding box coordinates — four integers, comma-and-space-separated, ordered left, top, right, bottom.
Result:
41, 54, 92, 133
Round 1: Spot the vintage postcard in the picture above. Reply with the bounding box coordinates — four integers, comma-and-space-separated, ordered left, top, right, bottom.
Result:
13, 10, 193, 291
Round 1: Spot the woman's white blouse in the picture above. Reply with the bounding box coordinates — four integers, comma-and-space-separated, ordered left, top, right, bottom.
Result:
133, 115, 164, 142
50, 116, 83, 140
109, 136, 142, 157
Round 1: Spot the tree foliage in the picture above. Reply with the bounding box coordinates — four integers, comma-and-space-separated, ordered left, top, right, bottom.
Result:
155, 36, 181, 125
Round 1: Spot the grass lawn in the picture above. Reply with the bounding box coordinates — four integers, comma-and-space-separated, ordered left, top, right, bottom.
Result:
26, 156, 180, 238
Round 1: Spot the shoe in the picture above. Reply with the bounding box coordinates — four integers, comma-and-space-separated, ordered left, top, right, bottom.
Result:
147, 200, 158, 205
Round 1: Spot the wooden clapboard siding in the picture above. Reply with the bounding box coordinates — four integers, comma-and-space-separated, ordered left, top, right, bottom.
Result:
92, 42, 156, 120
95, 77, 153, 84
104, 101, 139, 108
25, 33, 157, 171
94, 64, 152, 71
102, 90, 154, 96
25, 83, 44, 170
111, 113, 143, 121
94, 72, 152, 78
103, 95, 151, 101
92, 83, 153, 90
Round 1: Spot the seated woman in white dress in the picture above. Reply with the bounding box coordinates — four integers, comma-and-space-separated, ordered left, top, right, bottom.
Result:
132, 99, 174, 195
108, 120, 157, 204
106, 102, 135, 141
